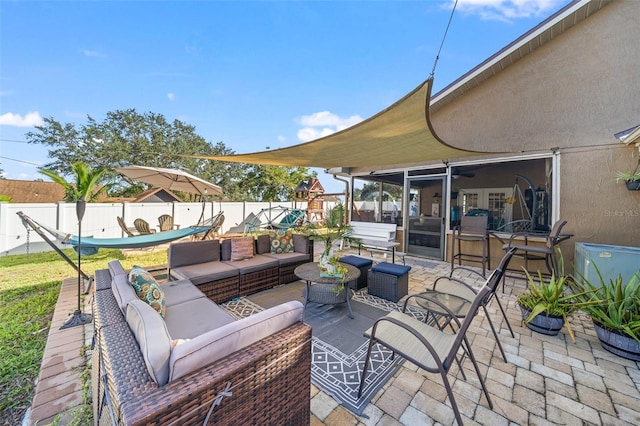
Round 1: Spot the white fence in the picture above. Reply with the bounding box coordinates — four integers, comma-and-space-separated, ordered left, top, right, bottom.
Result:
0, 201, 338, 256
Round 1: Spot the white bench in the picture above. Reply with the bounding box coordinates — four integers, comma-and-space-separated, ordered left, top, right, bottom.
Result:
346, 221, 404, 263
348, 221, 396, 243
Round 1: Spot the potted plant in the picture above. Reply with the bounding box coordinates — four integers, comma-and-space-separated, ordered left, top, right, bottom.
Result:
516, 249, 597, 343
615, 170, 640, 190
300, 203, 358, 294
571, 266, 640, 361
302, 203, 356, 263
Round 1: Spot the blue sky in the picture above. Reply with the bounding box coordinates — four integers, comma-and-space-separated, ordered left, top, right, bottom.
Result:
1, 0, 571, 194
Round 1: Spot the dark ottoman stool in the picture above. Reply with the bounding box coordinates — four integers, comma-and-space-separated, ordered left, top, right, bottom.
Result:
367, 262, 411, 302
339, 255, 373, 290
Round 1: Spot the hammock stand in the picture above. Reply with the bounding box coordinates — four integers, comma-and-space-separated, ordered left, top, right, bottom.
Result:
17, 211, 212, 293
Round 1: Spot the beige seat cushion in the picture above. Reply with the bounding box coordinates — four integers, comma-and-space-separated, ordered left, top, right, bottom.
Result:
263, 252, 310, 266
126, 299, 172, 386
111, 273, 138, 314
160, 279, 206, 307
108, 260, 127, 278
222, 255, 279, 274
164, 297, 236, 340
169, 261, 239, 285
168, 301, 304, 383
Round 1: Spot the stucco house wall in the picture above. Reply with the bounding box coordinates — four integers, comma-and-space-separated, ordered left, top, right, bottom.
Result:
427, 0, 640, 255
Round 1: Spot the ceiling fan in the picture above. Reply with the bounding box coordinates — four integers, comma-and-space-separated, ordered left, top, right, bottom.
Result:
451, 168, 475, 179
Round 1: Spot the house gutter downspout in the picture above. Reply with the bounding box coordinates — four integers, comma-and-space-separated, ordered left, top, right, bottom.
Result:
332, 173, 350, 222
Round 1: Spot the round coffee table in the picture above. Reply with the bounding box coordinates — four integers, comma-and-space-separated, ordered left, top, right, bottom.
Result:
294, 262, 360, 319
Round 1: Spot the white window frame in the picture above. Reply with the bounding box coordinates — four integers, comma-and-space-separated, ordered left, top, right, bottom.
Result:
446, 152, 560, 234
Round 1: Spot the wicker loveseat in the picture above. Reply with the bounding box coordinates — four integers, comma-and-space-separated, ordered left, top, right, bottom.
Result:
167, 233, 314, 303
92, 260, 312, 425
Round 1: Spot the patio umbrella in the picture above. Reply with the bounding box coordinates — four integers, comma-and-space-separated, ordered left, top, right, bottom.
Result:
117, 165, 223, 223
116, 165, 223, 196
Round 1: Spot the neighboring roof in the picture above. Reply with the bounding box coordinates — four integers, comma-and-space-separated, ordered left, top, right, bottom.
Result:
133, 187, 183, 203
0, 179, 66, 203
197, 0, 611, 170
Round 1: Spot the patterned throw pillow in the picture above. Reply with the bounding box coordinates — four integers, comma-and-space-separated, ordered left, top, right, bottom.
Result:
230, 237, 254, 260
269, 230, 293, 254
171, 338, 190, 348
128, 266, 167, 318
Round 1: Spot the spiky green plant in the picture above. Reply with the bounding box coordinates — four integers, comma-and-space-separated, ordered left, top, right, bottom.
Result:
572, 265, 640, 342
301, 203, 357, 258
517, 249, 601, 343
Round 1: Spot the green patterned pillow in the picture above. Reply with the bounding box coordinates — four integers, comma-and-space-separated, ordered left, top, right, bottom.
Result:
128, 266, 166, 318
269, 230, 293, 254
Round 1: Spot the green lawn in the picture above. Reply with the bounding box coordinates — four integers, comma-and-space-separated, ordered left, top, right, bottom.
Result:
0, 248, 168, 425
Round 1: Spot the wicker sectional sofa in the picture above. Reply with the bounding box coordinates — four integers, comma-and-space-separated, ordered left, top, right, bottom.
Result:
167, 233, 314, 303
92, 256, 312, 425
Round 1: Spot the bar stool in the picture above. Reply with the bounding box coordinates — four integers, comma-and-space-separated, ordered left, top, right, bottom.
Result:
450, 215, 490, 277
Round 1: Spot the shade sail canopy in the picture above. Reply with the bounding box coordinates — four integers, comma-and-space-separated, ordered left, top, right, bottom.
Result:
197, 78, 484, 169
117, 165, 223, 196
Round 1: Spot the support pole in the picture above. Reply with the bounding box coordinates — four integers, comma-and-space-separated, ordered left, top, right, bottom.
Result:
60, 198, 92, 330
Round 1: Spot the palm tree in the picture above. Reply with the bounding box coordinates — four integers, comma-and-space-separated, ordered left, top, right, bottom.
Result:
39, 162, 110, 202
40, 162, 109, 329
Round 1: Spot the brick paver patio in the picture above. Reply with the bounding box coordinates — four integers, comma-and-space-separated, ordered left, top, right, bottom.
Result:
28, 248, 640, 425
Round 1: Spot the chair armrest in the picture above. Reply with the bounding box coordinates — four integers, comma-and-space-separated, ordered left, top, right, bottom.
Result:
366, 313, 447, 368
434, 276, 478, 294
506, 231, 544, 246
448, 266, 485, 280
403, 294, 464, 327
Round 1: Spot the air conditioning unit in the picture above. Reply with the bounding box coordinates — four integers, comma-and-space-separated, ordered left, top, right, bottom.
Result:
574, 242, 640, 287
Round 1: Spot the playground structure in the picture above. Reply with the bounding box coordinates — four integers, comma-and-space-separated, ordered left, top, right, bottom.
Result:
294, 177, 325, 223
245, 206, 308, 232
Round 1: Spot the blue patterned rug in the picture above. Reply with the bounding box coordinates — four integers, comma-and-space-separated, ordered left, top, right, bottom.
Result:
221, 284, 428, 416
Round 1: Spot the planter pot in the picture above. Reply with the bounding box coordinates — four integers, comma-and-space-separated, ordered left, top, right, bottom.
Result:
519, 305, 564, 336
626, 180, 640, 191
593, 322, 640, 361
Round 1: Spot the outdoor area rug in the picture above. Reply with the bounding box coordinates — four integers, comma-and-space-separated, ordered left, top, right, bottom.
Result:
221, 281, 429, 416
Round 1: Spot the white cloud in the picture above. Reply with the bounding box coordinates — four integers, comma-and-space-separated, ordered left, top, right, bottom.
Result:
297, 126, 339, 142
83, 49, 107, 58
277, 135, 287, 143
455, 0, 565, 21
167, 92, 176, 101
0, 111, 44, 127
296, 111, 363, 142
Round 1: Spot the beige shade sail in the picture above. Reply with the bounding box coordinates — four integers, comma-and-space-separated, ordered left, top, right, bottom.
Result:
195, 78, 485, 169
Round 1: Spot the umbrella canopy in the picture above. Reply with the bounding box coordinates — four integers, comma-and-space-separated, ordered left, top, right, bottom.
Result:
116, 165, 223, 196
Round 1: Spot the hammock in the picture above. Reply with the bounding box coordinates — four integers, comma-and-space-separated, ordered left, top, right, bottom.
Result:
63, 226, 211, 249
19, 212, 211, 250
17, 211, 214, 292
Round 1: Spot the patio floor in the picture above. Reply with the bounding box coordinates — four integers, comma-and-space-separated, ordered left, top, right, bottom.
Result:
26, 250, 640, 425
